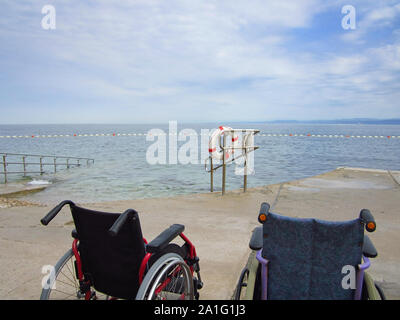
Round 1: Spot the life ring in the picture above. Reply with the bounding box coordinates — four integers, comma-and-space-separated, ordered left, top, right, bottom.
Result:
208, 126, 240, 160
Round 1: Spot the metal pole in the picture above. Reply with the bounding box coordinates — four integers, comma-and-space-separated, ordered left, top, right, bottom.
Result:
2, 155, 7, 183
66, 158, 70, 169
244, 144, 248, 193
54, 158, 56, 173
210, 157, 214, 192
222, 134, 226, 195
22, 156, 26, 176
77, 159, 80, 167
40, 157, 43, 174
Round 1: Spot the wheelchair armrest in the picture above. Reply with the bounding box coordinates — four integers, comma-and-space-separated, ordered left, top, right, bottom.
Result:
363, 234, 378, 258
249, 226, 263, 250
146, 224, 185, 253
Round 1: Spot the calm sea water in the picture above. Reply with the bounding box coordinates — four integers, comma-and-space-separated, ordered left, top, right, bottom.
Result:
1, 123, 399, 204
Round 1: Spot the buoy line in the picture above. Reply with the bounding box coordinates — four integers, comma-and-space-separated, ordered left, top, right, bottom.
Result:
0, 133, 399, 139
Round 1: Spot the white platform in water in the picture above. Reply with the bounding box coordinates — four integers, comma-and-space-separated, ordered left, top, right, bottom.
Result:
0, 182, 48, 197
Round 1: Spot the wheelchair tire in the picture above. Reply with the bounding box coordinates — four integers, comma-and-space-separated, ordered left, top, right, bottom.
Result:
40, 249, 107, 300
136, 252, 194, 300
40, 249, 80, 300
375, 283, 386, 300
234, 267, 249, 300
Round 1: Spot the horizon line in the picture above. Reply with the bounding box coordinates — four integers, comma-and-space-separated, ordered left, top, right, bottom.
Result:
1, 118, 400, 126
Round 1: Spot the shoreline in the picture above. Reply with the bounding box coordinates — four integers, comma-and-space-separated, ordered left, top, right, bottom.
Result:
1, 167, 400, 299
3, 166, 399, 208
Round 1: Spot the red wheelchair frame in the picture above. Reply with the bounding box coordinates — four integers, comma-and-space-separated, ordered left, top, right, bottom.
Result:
71, 233, 200, 300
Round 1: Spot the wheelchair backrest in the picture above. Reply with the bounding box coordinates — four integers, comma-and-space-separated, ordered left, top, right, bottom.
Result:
71, 205, 146, 299
262, 212, 363, 300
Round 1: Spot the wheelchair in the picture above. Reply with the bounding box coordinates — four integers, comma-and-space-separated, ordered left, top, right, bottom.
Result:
40, 200, 203, 300
234, 202, 386, 300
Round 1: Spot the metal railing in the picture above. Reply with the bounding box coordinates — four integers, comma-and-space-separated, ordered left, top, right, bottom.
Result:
0, 152, 94, 183
205, 129, 259, 195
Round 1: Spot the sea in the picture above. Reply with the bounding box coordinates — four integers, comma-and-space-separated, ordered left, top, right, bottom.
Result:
1, 123, 399, 204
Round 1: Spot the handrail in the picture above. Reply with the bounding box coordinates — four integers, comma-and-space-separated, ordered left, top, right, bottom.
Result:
0, 152, 94, 183
205, 146, 259, 173
0, 152, 93, 161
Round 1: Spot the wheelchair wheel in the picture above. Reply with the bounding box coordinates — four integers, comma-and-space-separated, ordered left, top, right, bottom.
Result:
136, 252, 194, 300
375, 283, 386, 300
40, 249, 107, 300
233, 250, 261, 300
234, 267, 249, 300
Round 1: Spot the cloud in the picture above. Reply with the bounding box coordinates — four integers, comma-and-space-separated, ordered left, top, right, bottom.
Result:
0, 0, 399, 123
367, 3, 400, 23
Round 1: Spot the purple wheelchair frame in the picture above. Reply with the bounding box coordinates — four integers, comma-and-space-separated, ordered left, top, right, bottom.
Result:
256, 249, 370, 300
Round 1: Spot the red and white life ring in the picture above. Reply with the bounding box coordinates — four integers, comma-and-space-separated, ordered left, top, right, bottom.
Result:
208, 126, 240, 160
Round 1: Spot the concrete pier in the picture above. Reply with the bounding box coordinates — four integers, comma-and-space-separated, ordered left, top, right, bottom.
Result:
0, 167, 399, 299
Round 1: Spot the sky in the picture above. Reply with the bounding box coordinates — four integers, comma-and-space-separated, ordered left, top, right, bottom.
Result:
0, 0, 399, 124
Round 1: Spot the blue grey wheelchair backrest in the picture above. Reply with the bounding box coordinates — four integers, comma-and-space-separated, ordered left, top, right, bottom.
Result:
262, 212, 364, 300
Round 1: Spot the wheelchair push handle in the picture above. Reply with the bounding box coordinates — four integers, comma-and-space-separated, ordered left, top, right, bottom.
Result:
258, 202, 270, 224
108, 209, 138, 237
41, 200, 75, 226
360, 209, 376, 232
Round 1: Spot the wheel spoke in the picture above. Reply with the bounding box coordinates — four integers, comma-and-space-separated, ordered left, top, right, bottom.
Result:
43, 251, 82, 300
59, 269, 76, 284
53, 278, 77, 289
51, 288, 77, 297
